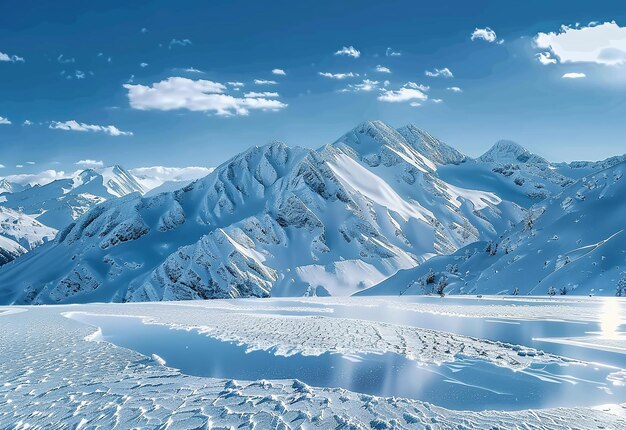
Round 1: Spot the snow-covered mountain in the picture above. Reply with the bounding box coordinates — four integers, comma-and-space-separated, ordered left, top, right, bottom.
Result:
362, 161, 626, 297
0, 207, 56, 265
0, 121, 523, 304
0, 166, 146, 230
0, 179, 26, 195
439, 140, 575, 207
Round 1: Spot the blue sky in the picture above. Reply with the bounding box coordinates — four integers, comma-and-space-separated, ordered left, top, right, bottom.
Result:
1, 0, 625, 177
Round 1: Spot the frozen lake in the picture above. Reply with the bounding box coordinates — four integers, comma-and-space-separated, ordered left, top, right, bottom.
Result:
66, 295, 626, 411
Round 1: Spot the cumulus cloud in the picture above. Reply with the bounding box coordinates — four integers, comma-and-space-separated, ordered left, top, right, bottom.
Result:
471, 27, 497, 43
385, 47, 401, 57
535, 21, 626, 65
75, 159, 104, 168
536, 52, 557, 65
0, 116, 11, 125
378, 83, 428, 103
375, 65, 391, 73
562, 72, 586, 79
49, 120, 133, 136
425, 67, 453, 78
169, 38, 192, 49
254, 79, 278, 85
140, 62, 149, 68
334, 46, 360, 58
272, 68, 286, 75
0, 51, 24, 62
124, 77, 287, 116
318, 72, 359, 79
447, 86, 462, 92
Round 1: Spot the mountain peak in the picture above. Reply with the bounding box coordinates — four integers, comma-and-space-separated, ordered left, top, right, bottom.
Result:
479, 140, 548, 164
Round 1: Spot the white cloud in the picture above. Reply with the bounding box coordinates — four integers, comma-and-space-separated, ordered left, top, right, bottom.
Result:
447, 86, 462, 92
562, 72, 586, 79
375, 65, 391, 73
272, 68, 286, 76
26, 161, 35, 165
404, 82, 429, 91
254, 79, 278, 85
169, 38, 192, 49
471, 27, 497, 43
318, 72, 359, 79
378, 86, 428, 103
0, 164, 4, 168
140, 62, 148, 68
75, 70, 85, 79
184, 67, 204, 73
124, 77, 287, 116
386, 47, 401, 57
75, 159, 104, 168
536, 52, 557, 65
0, 51, 24, 63
244, 91, 279, 98
15, 165, 23, 168
535, 21, 626, 65
130, 166, 213, 189
50, 120, 133, 136
425, 67, 453, 78
22, 120, 32, 126
340, 79, 379, 92
334, 46, 360, 58
227, 81, 244, 87
141, 27, 148, 33
0, 116, 11, 125
409, 102, 421, 107
432, 99, 443, 103
3, 170, 73, 186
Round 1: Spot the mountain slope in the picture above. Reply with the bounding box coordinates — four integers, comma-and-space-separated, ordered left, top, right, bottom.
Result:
362, 161, 626, 297
0, 122, 523, 304
0, 207, 56, 266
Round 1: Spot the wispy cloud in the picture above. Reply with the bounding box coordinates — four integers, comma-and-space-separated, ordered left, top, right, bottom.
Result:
318, 72, 359, 79
471, 27, 497, 43
57, 54, 75, 64
244, 91, 279, 98
140, 62, 149, 68
75, 159, 104, 168
49, 120, 133, 136
124, 77, 287, 116
340, 79, 379, 93
272, 68, 286, 76
385, 47, 401, 57
447, 86, 462, 92
562, 72, 586, 79
0, 51, 24, 63
169, 38, 192, 49
334, 46, 360, 58
425, 67, 453, 78
254, 79, 278, 85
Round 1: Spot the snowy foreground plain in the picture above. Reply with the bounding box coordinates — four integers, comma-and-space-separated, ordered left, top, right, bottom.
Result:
2, 296, 626, 429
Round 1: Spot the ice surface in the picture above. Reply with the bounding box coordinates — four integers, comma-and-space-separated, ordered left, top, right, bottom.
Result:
2, 297, 626, 428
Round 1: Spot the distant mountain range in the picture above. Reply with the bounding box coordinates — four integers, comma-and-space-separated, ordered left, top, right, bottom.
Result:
0, 120, 623, 303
